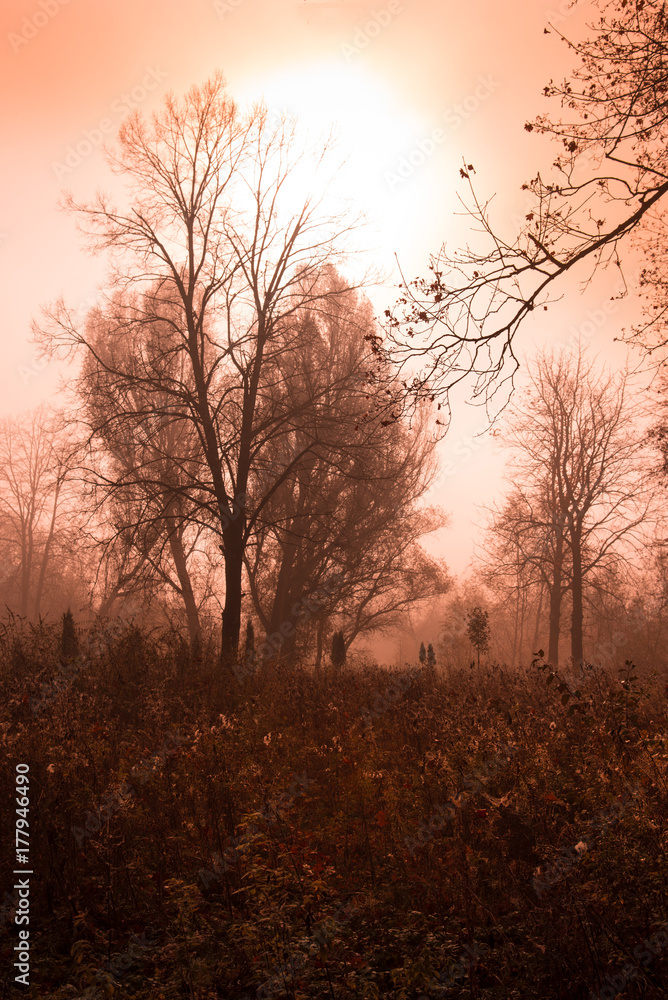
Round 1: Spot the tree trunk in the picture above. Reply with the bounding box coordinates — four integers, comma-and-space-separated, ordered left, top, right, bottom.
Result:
189, 330, 248, 663
220, 523, 244, 663
314, 619, 324, 672
167, 522, 202, 659
280, 621, 299, 660
97, 585, 122, 619
517, 586, 526, 665
570, 525, 584, 668
33, 480, 62, 620
532, 581, 545, 653
20, 524, 32, 618
269, 540, 297, 636
547, 585, 562, 667
266, 461, 314, 641
511, 586, 520, 666
548, 517, 565, 666
219, 308, 267, 662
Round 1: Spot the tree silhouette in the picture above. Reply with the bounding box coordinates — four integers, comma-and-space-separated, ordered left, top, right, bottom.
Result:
243, 619, 255, 664
418, 641, 426, 665
37, 74, 361, 664
60, 608, 78, 663
484, 347, 652, 667
466, 607, 490, 670
331, 630, 346, 669
242, 268, 448, 666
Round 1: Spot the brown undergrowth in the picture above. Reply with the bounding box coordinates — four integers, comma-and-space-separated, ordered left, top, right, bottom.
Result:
1, 618, 667, 999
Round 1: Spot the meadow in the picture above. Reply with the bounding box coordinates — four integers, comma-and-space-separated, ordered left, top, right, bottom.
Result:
1, 617, 667, 999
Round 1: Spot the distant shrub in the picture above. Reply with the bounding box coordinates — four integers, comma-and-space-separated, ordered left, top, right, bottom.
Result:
331, 629, 346, 668
60, 608, 78, 663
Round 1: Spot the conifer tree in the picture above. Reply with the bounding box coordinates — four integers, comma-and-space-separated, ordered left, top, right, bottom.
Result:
466, 607, 490, 670
60, 608, 78, 663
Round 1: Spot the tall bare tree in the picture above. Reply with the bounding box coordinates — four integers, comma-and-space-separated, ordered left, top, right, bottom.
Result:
36, 74, 363, 660
484, 346, 652, 666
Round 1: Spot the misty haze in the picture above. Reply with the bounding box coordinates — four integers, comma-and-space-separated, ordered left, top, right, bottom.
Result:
2, 1, 668, 997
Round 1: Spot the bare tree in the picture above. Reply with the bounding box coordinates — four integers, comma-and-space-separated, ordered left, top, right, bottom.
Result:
483, 480, 570, 666
242, 268, 449, 663
0, 408, 80, 619
36, 74, 364, 660
77, 304, 219, 653
438, 579, 495, 670
480, 501, 550, 664
484, 346, 653, 667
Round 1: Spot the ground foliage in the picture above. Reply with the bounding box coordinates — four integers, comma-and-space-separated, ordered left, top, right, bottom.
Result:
0, 617, 667, 999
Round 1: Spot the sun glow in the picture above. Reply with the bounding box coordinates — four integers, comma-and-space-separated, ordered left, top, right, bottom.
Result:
233, 60, 445, 288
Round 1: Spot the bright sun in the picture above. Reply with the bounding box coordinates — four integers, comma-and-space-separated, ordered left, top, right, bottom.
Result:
233, 60, 442, 288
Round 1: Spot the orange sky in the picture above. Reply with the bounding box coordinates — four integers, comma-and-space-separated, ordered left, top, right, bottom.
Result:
0, 0, 648, 576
